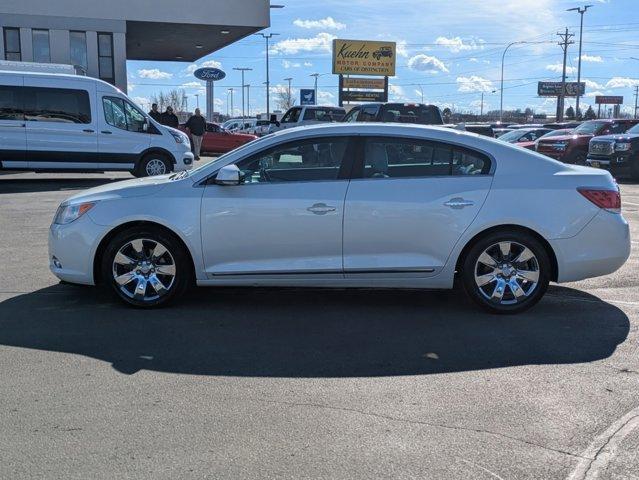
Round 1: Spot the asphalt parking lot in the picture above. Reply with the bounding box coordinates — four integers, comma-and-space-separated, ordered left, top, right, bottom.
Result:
1, 168, 638, 480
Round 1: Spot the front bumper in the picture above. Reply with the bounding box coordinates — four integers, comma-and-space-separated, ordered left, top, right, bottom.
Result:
48, 214, 109, 285
550, 210, 631, 283
174, 151, 194, 172
587, 153, 633, 175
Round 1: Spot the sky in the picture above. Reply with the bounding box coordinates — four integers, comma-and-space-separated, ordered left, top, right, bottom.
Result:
127, 0, 639, 117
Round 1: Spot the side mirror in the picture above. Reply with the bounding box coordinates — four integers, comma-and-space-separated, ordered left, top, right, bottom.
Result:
215, 164, 242, 186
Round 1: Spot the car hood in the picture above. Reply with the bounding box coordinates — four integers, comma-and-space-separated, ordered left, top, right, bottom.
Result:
538, 134, 591, 142
231, 132, 258, 140
594, 133, 639, 142
62, 174, 179, 205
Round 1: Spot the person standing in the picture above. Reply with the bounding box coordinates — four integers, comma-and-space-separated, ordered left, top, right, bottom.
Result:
148, 103, 162, 123
160, 106, 179, 128
185, 108, 206, 160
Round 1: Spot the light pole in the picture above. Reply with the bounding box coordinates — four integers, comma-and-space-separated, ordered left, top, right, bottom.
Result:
194, 93, 200, 109
233, 67, 253, 119
416, 84, 424, 103
481, 90, 497, 119
568, 5, 592, 120
227, 88, 234, 117
246, 84, 251, 116
255, 33, 280, 118
284, 77, 293, 107
310, 73, 320, 104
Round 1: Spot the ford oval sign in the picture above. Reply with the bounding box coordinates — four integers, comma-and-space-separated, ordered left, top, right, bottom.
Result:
193, 67, 226, 82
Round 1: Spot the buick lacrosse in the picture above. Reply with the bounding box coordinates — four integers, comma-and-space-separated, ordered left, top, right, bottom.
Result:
49, 124, 630, 313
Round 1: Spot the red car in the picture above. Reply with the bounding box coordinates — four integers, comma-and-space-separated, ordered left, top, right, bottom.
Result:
180, 122, 257, 154
536, 119, 639, 164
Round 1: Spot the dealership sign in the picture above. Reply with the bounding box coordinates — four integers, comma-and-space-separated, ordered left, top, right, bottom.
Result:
341, 90, 387, 103
332, 39, 396, 76
537, 81, 585, 97
300, 89, 316, 106
595, 95, 623, 105
193, 67, 226, 82
343, 77, 386, 90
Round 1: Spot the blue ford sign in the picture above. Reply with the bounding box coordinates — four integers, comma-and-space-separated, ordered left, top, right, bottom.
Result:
193, 67, 226, 82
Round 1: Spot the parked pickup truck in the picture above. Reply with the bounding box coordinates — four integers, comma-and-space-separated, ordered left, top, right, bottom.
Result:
586, 122, 639, 179
536, 119, 639, 164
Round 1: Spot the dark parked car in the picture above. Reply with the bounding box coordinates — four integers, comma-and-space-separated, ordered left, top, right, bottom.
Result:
458, 124, 495, 137
342, 103, 443, 125
587, 122, 639, 179
536, 119, 639, 164
497, 128, 553, 150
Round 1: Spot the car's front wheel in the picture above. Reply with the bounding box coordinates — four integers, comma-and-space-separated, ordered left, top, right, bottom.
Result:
134, 154, 172, 177
102, 226, 191, 307
461, 230, 551, 314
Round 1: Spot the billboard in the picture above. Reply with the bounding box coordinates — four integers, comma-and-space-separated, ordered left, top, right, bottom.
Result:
595, 95, 623, 105
300, 89, 316, 105
332, 39, 396, 76
341, 90, 387, 103
537, 81, 585, 97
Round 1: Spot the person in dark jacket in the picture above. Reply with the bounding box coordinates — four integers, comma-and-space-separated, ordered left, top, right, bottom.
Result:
185, 108, 207, 160
148, 103, 162, 123
160, 106, 179, 128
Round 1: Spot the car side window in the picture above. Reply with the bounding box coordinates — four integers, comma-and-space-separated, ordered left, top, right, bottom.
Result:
206, 123, 220, 133
0, 85, 23, 120
609, 123, 627, 134
24, 87, 91, 124
281, 107, 302, 123
343, 108, 360, 122
103, 97, 147, 133
360, 107, 379, 122
235, 137, 350, 184
361, 137, 490, 179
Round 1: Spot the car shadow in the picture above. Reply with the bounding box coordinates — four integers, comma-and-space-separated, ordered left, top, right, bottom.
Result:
0, 284, 629, 377
0, 177, 124, 194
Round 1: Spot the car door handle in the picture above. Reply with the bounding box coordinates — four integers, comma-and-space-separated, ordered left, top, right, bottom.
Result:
307, 203, 337, 215
444, 198, 475, 209
101, 130, 112, 134
83, 129, 95, 133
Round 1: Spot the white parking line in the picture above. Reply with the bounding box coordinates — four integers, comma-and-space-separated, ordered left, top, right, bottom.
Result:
624, 201, 639, 207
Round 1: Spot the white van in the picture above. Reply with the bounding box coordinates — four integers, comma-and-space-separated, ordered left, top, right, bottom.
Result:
0, 71, 193, 177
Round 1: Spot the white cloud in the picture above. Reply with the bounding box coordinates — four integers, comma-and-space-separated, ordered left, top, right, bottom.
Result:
201, 60, 223, 69
131, 96, 151, 109
396, 40, 409, 58
293, 17, 346, 30
181, 81, 204, 89
578, 54, 603, 63
182, 60, 223, 77
303, 61, 313, 67
271, 32, 336, 55
318, 91, 335, 105
585, 91, 606, 97
407, 54, 449, 73
282, 60, 301, 69
435, 36, 484, 53
137, 68, 172, 80
545, 63, 577, 75
456, 75, 495, 93
606, 77, 639, 89
584, 79, 604, 90
389, 85, 405, 96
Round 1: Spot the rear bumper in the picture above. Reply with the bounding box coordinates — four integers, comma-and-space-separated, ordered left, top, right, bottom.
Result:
550, 210, 631, 283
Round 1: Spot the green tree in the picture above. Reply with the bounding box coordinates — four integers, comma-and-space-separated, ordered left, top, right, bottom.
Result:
584, 105, 597, 120
565, 106, 576, 120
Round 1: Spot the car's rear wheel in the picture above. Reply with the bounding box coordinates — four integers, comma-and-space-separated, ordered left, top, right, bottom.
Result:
134, 153, 172, 177
101, 226, 191, 307
461, 231, 550, 314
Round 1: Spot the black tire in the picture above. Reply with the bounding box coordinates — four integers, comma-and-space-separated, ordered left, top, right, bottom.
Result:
460, 230, 551, 314
101, 226, 192, 308
134, 153, 172, 178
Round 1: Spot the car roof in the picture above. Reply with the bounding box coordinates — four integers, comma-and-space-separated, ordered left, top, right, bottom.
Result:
0, 70, 121, 93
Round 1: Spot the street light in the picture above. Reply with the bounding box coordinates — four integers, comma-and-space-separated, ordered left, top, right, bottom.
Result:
412, 84, 424, 103
310, 73, 328, 104
284, 77, 293, 106
227, 88, 234, 117
568, 5, 593, 119
233, 67, 253, 119
255, 32, 280, 118
194, 93, 200, 109
500, 41, 551, 122
480, 90, 497, 119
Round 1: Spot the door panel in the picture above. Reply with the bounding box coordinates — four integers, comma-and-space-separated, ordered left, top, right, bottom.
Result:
23, 78, 98, 169
201, 181, 349, 275
0, 79, 27, 168
344, 177, 491, 275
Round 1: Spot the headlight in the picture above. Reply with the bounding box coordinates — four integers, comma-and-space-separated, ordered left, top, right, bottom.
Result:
170, 131, 187, 144
615, 142, 631, 152
53, 202, 96, 225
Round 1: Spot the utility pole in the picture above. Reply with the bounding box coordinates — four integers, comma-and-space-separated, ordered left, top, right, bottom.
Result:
634, 85, 639, 119
480, 92, 484, 118
568, 5, 592, 120
246, 84, 251, 117
284, 77, 293, 107
227, 88, 234, 117
233, 67, 252, 119
255, 33, 280, 118
556, 28, 575, 123
310, 73, 321, 105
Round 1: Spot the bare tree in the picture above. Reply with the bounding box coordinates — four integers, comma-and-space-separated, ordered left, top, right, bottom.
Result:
274, 87, 294, 111
151, 89, 188, 112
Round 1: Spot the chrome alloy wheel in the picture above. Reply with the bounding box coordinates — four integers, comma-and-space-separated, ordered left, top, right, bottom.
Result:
474, 241, 540, 305
145, 158, 167, 176
111, 238, 176, 302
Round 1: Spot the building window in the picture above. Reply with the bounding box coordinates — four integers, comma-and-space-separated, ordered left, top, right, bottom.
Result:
69, 31, 88, 73
32, 29, 50, 63
3, 28, 21, 61
97, 32, 114, 84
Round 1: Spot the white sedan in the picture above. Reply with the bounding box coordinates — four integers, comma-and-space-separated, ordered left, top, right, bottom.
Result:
49, 124, 631, 313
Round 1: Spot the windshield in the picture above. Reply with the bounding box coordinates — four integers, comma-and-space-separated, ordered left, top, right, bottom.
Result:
538, 129, 572, 139
498, 130, 526, 142
574, 121, 607, 135
625, 123, 639, 135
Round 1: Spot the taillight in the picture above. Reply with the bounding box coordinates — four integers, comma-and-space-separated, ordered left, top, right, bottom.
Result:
578, 187, 621, 213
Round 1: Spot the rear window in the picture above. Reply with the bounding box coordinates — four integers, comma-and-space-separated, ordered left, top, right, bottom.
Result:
379, 104, 443, 125
303, 108, 344, 122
